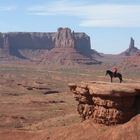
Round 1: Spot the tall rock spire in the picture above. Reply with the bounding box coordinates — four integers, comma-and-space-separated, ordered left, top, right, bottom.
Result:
129, 37, 135, 48
120, 37, 140, 56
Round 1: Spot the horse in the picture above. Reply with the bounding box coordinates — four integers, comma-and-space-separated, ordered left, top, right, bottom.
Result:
106, 70, 123, 83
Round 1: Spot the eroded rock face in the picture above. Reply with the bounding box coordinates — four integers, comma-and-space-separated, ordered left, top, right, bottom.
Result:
54, 28, 75, 48
0, 27, 97, 61
68, 82, 140, 125
74, 32, 91, 56
39, 28, 101, 65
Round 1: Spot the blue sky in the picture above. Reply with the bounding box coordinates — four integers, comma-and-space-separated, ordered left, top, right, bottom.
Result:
0, 0, 140, 54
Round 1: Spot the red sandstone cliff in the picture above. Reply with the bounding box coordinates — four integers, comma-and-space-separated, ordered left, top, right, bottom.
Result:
40, 28, 100, 65
0, 27, 101, 64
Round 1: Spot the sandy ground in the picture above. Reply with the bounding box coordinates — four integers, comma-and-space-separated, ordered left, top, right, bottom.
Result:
0, 64, 139, 140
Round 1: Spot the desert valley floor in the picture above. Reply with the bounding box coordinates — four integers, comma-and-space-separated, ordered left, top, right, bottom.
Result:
0, 62, 139, 140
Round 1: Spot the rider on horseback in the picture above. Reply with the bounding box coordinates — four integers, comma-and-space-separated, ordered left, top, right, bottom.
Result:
112, 67, 118, 76
106, 67, 122, 83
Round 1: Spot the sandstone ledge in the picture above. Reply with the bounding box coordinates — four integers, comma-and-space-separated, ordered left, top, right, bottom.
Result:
68, 81, 140, 125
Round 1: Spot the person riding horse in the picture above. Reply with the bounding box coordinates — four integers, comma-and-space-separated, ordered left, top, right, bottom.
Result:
106, 67, 123, 83
112, 67, 118, 76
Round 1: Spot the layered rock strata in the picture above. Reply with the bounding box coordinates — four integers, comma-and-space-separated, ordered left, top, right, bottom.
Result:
0, 28, 99, 60
38, 28, 101, 64
54, 28, 75, 48
68, 82, 140, 125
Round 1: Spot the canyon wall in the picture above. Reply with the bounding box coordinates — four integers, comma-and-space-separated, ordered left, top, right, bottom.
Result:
0, 28, 93, 59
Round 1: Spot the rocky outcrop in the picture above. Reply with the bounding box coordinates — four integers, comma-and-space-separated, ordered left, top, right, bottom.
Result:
38, 27, 101, 65
0, 27, 100, 64
0, 34, 20, 61
54, 28, 75, 48
120, 37, 140, 56
40, 47, 100, 65
6, 32, 55, 59
68, 82, 140, 125
0, 32, 55, 60
52, 27, 92, 56
74, 32, 91, 56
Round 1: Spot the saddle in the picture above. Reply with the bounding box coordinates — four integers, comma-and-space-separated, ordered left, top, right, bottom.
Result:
113, 72, 117, 77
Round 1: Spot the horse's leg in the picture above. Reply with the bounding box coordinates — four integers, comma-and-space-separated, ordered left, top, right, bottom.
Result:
111, 77, 113, 83
120, 77, 122, 83
119, 78, 121, 83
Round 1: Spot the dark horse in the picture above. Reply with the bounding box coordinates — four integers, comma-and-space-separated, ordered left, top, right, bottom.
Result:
106, 70, 123, 83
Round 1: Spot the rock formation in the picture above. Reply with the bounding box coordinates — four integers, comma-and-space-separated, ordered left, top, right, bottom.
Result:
0, 34, 17, 60
120, 37, 140, 56
0, 27, 101, 64
54, 28, 75, 48
68, 81, 140, 125
38, 27, 101, 65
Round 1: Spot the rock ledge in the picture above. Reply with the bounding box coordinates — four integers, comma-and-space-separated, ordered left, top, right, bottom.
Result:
68, 81, 140, 125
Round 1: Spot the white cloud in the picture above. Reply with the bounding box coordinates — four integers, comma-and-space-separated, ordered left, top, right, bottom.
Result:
0, 6, 17, 11
28, 0, 86, 16
27, 0, 140, 27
